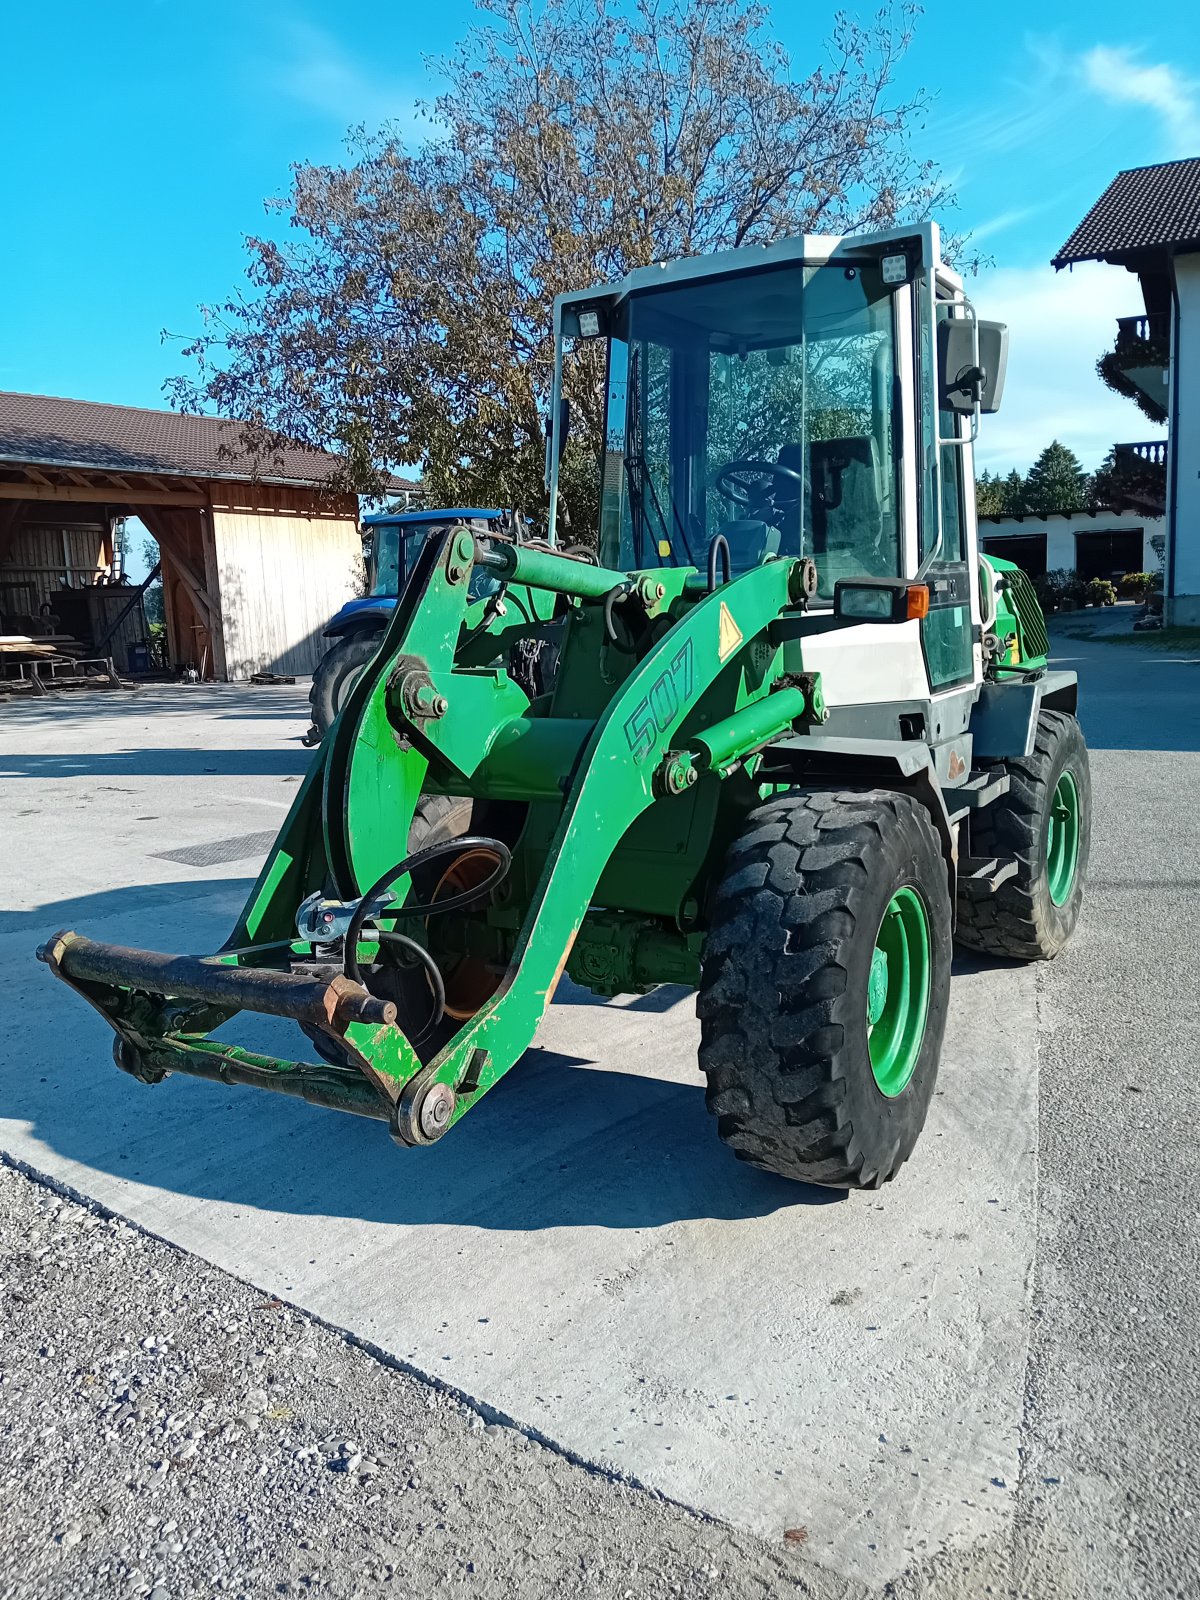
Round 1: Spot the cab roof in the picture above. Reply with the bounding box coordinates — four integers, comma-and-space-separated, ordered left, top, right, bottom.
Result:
363, 507, 501, 527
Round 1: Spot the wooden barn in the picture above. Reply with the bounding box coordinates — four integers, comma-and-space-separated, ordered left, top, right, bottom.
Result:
0, 391, 408, 679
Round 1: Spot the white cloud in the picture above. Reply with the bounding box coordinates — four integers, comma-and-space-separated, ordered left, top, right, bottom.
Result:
274, 22, 434, 139
1081, 47, 1200, 156
970, 260, 1165, 474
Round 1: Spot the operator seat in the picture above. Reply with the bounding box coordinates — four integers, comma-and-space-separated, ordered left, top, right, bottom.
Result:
714, 518, 781, 574
778, 437, 884, 586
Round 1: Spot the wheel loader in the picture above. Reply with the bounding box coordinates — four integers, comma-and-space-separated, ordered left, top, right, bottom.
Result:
39, 222, 1089, 1188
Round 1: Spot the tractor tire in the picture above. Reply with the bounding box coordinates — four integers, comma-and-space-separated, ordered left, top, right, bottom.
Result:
697, 789, 952, 1189
308, 627, 384, 739
956, 709, 1089, 961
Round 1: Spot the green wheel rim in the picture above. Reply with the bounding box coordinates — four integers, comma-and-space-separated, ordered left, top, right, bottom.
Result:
867, 887, 931, 1098
1046, 770, 1080, 907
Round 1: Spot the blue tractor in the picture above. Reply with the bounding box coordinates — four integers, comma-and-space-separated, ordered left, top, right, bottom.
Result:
306, 507, 504, 742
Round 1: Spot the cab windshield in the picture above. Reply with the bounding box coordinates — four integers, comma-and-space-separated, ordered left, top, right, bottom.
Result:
588, 260, 901, 600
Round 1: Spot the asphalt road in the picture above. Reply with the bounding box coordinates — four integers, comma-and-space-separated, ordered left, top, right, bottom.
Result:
1, 635, 1197, 1598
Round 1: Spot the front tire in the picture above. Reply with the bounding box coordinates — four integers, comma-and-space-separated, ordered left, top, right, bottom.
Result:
308, 628, 384, 738
956, 709, 1090, 960
697, 789, 953, 1189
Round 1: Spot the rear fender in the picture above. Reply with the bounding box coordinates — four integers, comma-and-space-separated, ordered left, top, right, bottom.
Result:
970, 670, 1078, 761
324, 601, 395, 639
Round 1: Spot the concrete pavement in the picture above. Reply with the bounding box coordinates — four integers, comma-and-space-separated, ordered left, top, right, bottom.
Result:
2, 640, 1195, 1595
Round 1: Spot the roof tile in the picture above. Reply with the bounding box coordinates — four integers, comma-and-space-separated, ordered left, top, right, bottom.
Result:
1052, 157, 1200, 266
0, 390, 417, 491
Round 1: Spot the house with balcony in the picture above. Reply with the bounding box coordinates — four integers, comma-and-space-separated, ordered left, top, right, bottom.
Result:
1053, 157, 1200, 622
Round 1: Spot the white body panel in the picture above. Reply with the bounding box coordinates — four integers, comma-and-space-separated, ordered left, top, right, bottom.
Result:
802, 620, 932, 705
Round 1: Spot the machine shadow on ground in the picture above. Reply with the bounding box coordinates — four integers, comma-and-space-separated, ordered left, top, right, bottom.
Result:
0, 748, 312, 779
7, 879, 841, 1232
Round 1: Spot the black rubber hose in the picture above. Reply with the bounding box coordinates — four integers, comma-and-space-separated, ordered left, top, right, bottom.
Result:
342, 834, 512, 1003
603, 585, 638, 653
708, 533, 731, 592
367, 929, 446, 1043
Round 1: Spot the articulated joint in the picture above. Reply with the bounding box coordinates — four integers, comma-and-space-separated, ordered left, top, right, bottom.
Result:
446, 531, 477, 585
788, 558, 820, 606
392, 665, 448, 723
656, 750, 700, 796
779, 670, 827, 724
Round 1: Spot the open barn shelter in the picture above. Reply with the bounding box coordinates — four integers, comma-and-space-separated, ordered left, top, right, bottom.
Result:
0, 391, 379, 679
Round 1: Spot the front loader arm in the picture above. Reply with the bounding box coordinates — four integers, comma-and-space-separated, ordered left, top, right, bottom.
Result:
365, 552, 808, 1143
38, 529, 818, 1149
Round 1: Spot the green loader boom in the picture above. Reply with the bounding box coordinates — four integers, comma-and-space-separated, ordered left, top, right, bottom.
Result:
40, 531, 824, 1145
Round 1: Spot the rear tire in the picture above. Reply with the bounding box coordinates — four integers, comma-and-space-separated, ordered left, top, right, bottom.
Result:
956, 709, 1089, 960
697, 789, 952, 1189
308, 628, 384, 738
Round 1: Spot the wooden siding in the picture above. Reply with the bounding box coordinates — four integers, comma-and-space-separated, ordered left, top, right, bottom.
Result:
212, 508, 363, 678
0, 522, 107, 615
207, 481, 358, 520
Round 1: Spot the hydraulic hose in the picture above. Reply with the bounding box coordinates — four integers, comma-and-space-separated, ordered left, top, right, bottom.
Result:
341, 836, 512, 1040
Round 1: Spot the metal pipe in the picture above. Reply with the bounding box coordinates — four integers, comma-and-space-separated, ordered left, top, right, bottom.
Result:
38, 932, 396, 1028
139, 1039, 391, 1121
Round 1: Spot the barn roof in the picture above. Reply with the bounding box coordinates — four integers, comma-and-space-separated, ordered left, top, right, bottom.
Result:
1052, 157, 1200, 267
0, 390, 417, 491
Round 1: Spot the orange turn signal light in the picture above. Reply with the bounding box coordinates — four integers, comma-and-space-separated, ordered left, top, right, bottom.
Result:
906, 584, 930, 620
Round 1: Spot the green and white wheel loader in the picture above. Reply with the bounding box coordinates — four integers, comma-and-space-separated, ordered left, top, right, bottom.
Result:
39, 222, 1088, 1189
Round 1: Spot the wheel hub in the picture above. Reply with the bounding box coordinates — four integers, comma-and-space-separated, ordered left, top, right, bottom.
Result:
867, 948, 889, 1024
1046, 769, 1080, 906
867, 888, 931, 1098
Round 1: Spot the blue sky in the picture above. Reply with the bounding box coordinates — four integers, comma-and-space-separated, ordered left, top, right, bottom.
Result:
2, 0, 1195, 489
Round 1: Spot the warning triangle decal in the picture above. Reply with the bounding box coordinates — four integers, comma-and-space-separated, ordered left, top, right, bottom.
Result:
717, 601, 743, 662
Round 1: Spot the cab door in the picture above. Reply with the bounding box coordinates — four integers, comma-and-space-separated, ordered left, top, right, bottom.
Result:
921, 413, 975, 690
917, 299, 977, 693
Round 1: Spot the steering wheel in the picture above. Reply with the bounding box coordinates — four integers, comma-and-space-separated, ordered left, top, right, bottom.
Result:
715, 458, 805, 512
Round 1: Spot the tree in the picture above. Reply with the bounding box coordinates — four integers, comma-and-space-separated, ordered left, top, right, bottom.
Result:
141, 537, 165, 626
975, 469, 1007, 517
1001, 468, 1028, 516
1088, 446, 1121, 511
168, 0, 948, 529
1024, 441, 1087, 513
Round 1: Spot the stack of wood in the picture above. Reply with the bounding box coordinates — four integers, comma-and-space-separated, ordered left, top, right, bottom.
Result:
0, 635, 124, 694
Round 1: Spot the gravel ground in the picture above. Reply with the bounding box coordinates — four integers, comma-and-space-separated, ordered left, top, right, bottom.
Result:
0, 1157, 846, 1600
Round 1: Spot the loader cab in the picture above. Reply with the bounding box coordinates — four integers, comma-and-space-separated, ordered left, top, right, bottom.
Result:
588, 257, 903, 602
549, 226, 1004, 696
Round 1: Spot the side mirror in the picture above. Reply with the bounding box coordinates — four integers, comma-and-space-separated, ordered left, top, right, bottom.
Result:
938, 318, 1009, 415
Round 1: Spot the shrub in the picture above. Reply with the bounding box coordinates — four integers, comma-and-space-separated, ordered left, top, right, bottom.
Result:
1118, 571, 1157, 599
1039, 568, 1088, 609
1086, 577, 1117, 607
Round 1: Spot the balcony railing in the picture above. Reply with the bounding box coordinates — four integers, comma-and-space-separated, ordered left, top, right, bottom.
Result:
1105, 440, 1168, 515
1115, 312, 1170, 349
1115, 440, 1167, 473
1100, 321, 1170, 424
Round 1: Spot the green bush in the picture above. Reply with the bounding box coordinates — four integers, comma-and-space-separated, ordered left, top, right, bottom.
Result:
1118, 571, 1157, 599
1086, 577, 1117, 607
1038, 568, 1088, 610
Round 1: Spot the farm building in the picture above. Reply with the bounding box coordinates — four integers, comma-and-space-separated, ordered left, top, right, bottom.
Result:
0, 391, 415, 679
978, 509, 1164, 580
